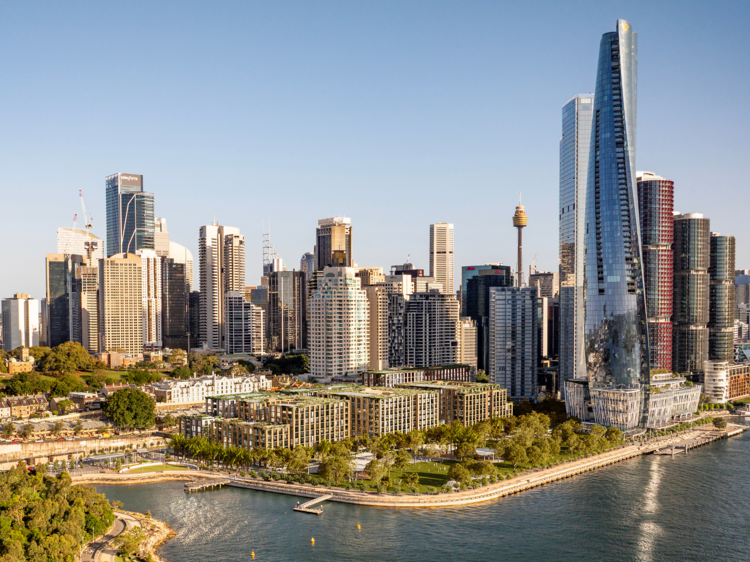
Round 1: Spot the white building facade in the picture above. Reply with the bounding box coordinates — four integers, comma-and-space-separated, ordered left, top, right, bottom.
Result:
225, 291, 265, 355
429, 222, 454, 295
137, 250, 162, 350
1, 294, 40, 351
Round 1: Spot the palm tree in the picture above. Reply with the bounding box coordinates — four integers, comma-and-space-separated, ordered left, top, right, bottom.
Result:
169, 434, 188, 461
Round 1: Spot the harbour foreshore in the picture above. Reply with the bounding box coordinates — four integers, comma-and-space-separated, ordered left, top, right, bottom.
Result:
74, 423, 746, 508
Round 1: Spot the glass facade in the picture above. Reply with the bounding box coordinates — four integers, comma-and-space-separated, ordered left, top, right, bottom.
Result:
105, 173, 155, 257
464, 267, 513, 371
709, 233, 736, 362
162, 258, 189, 350
673, 214, 710, 375
637, 173, 674, 370
46, 257, 71, 347
559, 95, 594, 383
584, 20, 650, 429
268, 271, 307, 352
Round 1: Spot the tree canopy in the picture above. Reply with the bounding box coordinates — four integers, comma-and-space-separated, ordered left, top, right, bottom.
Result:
102, 388, 156, 429
263, 354, 309, 375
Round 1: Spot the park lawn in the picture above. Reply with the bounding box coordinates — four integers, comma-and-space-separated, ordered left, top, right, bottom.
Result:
127, 464, 189, 473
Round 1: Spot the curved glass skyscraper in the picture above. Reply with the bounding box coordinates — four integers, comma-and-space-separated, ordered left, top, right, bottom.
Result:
583, 20, 650, 430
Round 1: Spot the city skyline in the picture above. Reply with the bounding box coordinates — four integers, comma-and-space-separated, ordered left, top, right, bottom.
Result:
2, 3, 748, 300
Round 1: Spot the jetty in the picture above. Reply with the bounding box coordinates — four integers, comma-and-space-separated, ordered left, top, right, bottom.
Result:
653, 424, 745, 456
293, 494, 332, 515
185, 478, 230, 493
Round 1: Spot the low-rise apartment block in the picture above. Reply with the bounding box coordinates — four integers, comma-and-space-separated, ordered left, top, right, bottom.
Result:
396, 381, 512, 425
362, 364, 473, 387
3, 395, 49, 419
148, 373, 271, 404
704, 360, 750, 403
211, 419, 290, 449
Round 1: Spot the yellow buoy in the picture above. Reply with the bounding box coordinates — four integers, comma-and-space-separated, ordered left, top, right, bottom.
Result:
251, 552, 255, 559
357, 524, 361, 530
311, 538, 315, 544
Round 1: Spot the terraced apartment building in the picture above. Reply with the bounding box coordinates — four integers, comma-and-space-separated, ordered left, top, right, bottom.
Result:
361, 364, 473, 387
211, 419, 291, 450
396, 381, 512, 425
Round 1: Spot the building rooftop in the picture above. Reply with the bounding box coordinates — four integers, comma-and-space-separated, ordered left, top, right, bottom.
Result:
322, 385, 439, 400
398, 381, 503, 394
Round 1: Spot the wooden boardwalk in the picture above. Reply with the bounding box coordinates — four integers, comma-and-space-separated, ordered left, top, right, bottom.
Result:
185, 479, 230, 493
293, 494, 332, 515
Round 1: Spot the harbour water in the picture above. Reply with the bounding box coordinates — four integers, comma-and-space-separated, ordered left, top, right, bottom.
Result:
98, 422, 750, 562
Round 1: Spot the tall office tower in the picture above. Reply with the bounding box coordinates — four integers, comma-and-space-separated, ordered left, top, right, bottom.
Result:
709, 233, 736, 362
457, 317, 478, 369
580, 19, 649, 430
99, 254, 143, 354
154, 218, 170, 257
463, 267, 513, 371
188, 291, 200, 349
138, 250, 162, 351
737, 273, 750, 322
356, 267, 385, 287
199, 224, 243, 350
488, 287, 539, 400
387, 292, 408, 368
308, 267, 369, 377
71, 264, 99, 353
559, 94, 594, 386
1, 294, 40, 351
105, 173, 154, 257
168, 241, 194, 292
637, 172, 675, 371
268, 270, 306, 352
528, 272, 559, 298
461, 265, 506, 311
45, 254, 85, 347
162, 259, 188, 350
512, 204, 528, 287
404, 291, 460, 368
57, 227, 104, 262
300, 252, 315, 280
315, 217, 353, 270
365, 286, 389, 370
673, 213, 710, 376
429, 223, 454, 295
39, 299, 47, 347
225, 291, 265, 355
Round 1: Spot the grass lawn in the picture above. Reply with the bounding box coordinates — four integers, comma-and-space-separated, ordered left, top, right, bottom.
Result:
127, 464, 189, 473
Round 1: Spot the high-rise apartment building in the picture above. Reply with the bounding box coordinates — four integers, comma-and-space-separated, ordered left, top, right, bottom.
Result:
308, 267, 369, 377
559, 94, 594, 385
1, 294, 40, 351
45, 254, 83, 347
637, 172, 675, 371
138, 250, 162, 350
268, 270, 306, 352
355, 267, 386, 287
57, 227, 104, 263
457, 317, 478, 369
315, 217, 353, 270
154, 218, 170, 257
404, 291, 460, 368
225, 291, 265, 355
528, 272, 559, 298
488, 287, 539, 400
365, 285, 389, 370
673, 213, 710, 376
188, 291, 200, 348
105, 173, 154, 257
99, 254, 143, 355
162, 258, 188, 350
709, 233, 736, 362
199, 224, 244, 350
74, 265, 99, 353
429, 223, 454, 295
463, 267, 513, 371
387, 292, 408, 368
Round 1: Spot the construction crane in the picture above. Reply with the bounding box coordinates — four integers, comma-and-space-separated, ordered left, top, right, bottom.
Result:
78, 190, 98, 262
72, 213, 78, 230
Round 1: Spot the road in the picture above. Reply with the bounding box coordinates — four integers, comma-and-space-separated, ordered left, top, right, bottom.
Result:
81, 512, 142, 562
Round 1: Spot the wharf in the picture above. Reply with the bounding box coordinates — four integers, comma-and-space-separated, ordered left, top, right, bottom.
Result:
185, 478, 230, 493
293, 494, 332, 515
653, 424, 746, 456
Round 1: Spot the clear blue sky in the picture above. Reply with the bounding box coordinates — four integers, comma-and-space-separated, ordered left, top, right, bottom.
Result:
1, 1, 748, 299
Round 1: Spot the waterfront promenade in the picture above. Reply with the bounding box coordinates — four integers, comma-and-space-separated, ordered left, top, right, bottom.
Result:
74, 423, 745, 508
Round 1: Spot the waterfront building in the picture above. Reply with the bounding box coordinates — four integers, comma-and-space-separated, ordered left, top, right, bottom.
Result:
199, 224, 244, 351
362, 364, 473, 387
404, 291, 460, 368
315, 217, 353, 270
105, 173, 154, 257
99, 253, 143, 355
646, 372, 701, 428
308, 267, 369, 378
397, 381, 512, 425
488, 286, 539, 400
267, 270, 306, 353
637, 172, 675, 371
709, 233, 736, 362
528, 272, 559, 298
211, 418, 290, 450
57, 227, 104, 263
559, 94, 594, 384
457, 317, 478, 369
1, 294, 40, 351
365, 285, 389, 370
137, 250, 162, 351
673, 213, 710, 376
225, 291, 265, 355
463, 267, 513, 371
355, 267, 386, 287
703, 360, 750, 403
577, 20, 649, 431
179, 415, 217, 439
162, 258, 189, 350
429, 223, 454, 295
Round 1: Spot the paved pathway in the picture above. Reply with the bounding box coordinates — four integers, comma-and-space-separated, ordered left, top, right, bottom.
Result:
81, 512, 141, 562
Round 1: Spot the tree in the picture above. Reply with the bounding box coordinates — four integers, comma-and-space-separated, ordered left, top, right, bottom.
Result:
713, 417, 728, 430
237, 359, 256, 373
365, 459, 388, 485
287, 446, 312, 474
73, 420, 84, 435
526, 445, 548, 467
2, 422, 15, 439
226, 364, 249, 377
103, 388, 156, 429
51, 421, 65, 435
447, 463, 472, 485
502, 441, 528, 469
172, 366, 192, 380
116, 527, 145, 557
162, 414, 177, 428
605, 426, 623, 443
318, 454, 353, 483
393, 449, 412, 471
55, 399, 74, 414
19, 424, 34, 439
402, 471, 420, 489
167, 348, 188, 366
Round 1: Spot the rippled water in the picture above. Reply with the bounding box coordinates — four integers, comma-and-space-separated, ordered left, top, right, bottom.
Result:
98, 422, 750, 562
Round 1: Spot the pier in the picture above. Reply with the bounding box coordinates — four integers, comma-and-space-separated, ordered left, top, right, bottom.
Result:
185, 478, 230, 493
293, 494, 332, 515
653, 424, 745, 456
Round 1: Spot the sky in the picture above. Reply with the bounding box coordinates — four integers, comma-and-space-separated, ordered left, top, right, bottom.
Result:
1, 0, 749, 299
